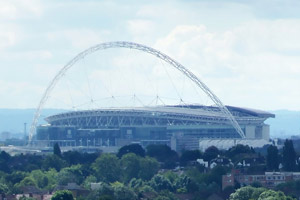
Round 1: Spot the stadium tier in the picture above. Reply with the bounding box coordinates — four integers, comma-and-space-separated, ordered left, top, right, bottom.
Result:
36, 105, 275, 151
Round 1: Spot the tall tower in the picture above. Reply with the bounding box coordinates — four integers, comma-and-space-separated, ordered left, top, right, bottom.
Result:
24, 123, 27, 140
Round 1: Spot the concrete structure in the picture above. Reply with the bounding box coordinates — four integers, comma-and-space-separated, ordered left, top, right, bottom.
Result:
35, 105, 274, 152
199, 138, 271, 151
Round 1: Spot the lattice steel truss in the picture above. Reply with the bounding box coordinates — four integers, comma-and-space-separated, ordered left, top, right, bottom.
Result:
29, 41, 245, 141
45, 107, 265, 128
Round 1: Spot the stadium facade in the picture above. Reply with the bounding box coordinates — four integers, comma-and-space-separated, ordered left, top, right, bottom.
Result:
36, 105, 274, 151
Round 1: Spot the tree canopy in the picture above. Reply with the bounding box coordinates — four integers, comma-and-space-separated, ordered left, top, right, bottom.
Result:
267, 145, 279, 171
146, 145, 178, 168
283, 139, 296, 171
229, 186, 295, 200
92, 154, 121, 183
117, 144, 145, 158
180, 150, 202, 166
53, 143, 62, 158
51, 190, 74, 200
203, 146, 220, 162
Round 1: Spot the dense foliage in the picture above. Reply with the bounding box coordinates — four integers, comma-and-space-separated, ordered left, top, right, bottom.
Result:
229, 186, 295, 200
51, 190, 74, 200
283, 139, 297, 171
267, 145, 279, 171
1, 141, 300, 199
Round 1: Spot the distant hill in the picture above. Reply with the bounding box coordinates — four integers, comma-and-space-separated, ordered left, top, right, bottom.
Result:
0, 109, 66, 138
266, 110, 300, 138
0, 108, 299, 139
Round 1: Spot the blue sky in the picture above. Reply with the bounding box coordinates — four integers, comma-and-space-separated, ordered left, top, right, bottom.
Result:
1, 0, 300, 110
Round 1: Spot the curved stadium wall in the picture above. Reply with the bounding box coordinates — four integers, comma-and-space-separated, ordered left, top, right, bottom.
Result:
36, 105, 274, 151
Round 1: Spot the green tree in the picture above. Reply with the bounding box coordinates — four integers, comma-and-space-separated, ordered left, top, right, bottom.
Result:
207, 165, 228, 186
138, 185, 155, 194
112, 183, 137, 200
57, 165, 83, 185
0, 151, 11, 161
98, 195, 114, 200
0, 151, 11, 173
222, 186, 235, 200
251, 181, 262, 188
258, 189, 295, 200
138, 157, 159, 181
44, 169, 59, 190
174, 175, 192, 193
85, 182, 114, 200
51, 190, 74, 200
226, 144, 254, 158
117, 144, 145, 158
203, 146, 219, 162
248, 187, 266, 199
154, 190, 178, 200
128, 178, 144, 190
163, 171, 179, 184
229, 186, 264, 200
29, 170, 49, 189
83, 175, 97, 189
120, 153, 141, 182
180, 150, 202, 166
15, 177, 37, 191
0, 183, 9, 194
229, 186, 295, 200
207, 182, 221, 195
63, 151, 82, 165
42, 155, 67, 171
92, 154, 121, 183
146, 145, 178, 169
276, 180, 300, 198
267, 145, 279, 171
283, 139, 296, 171
5, 171, 28, 186
149, 174, 173, 192
53, 143, 62, 158
146, 145, 175, 162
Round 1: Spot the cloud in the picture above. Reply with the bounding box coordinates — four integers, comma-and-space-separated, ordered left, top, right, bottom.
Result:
0, 22, 23, 51
0, 0, 43, 20
1, 0, 300, 111
1, 50, 53, 61
0, 1, 17, 19
127, 19, 155, 36
46, 29, 107, 49
0, 80, 44, 108
230, 19, 300, 53
0, 30, 17, 50
154, 21, 300, 110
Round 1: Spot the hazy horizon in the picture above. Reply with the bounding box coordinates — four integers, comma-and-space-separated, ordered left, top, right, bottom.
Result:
0, 108, 299, 139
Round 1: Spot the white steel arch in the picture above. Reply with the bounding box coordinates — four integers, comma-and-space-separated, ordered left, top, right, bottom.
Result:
29, 41, 245, 141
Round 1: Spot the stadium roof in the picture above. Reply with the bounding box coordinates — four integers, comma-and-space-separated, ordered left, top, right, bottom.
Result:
44, 105, 275, 126
226, 106, 275, 118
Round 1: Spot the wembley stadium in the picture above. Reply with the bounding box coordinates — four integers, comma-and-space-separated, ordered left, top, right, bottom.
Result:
35, 104, 274, 151
30, 41, 275, 152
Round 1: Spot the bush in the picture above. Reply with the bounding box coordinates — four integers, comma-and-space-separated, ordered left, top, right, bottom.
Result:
51, 190, 74, 200
149, 174, 174, 192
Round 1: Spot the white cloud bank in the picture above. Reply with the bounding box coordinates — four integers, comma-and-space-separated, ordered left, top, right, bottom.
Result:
0, 0, 43, 19
0, 0, 300, 111
155, 20, 300, 110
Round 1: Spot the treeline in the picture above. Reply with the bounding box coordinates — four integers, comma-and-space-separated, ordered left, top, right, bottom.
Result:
0, 140, 300, 200
0, 144, 231, 199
